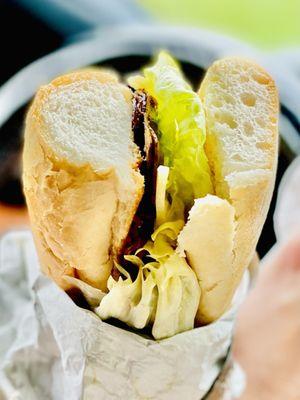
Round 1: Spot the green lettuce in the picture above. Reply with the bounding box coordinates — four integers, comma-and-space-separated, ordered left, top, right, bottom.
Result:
96, 226, 200, 339
129, 51, 213, 212
96, 256, 158, 330
96, 52, 213, 339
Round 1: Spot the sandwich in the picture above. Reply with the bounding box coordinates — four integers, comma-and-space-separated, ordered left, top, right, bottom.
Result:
23, 52, 278, 339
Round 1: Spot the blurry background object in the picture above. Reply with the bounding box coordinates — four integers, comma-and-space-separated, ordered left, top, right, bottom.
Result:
0, 0, 299, 256
140, 0, 300, 49
13, 0, 150, 36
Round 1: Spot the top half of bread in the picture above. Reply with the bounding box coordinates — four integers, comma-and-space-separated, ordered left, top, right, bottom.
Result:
178, 57, 278, 324
24, 69, 142, 187
23, 69, 144, 290
199, 57, 278, 184
199, 57, 278, 273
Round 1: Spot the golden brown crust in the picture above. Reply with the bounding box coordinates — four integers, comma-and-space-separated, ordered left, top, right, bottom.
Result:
194, 57, 279, 322
23, 69, 141, 291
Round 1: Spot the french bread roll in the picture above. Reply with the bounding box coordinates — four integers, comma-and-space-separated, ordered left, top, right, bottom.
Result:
23, 54, 279, 334
179, 58, 278, 323
23, 69, 143, 291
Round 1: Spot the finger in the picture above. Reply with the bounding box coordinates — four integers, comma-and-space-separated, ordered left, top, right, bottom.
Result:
258, 232, 300, 283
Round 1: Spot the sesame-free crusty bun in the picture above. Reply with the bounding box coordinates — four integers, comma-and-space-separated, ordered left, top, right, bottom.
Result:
23, 54, 279, 338
178, 58, 278, 323
23, 70, 143, 291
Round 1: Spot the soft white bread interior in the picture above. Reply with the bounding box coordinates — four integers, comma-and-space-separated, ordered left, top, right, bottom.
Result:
177, 195, 236, 324
179, 58, 278, 323
23, 69, 143, 291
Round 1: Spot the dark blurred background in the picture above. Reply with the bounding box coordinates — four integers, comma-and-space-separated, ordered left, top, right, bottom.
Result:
0, 0, 299, 256
0, 1, 62, 86
0, 0, 64, 230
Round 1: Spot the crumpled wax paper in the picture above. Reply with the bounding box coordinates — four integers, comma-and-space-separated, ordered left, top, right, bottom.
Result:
0, 231, 249, 400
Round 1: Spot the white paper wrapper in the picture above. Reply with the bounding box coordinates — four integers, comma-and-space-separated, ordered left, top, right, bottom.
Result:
0, 230, 249, 400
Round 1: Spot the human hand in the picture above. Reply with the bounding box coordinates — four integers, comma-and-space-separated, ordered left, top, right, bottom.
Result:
233, 234, 300, 400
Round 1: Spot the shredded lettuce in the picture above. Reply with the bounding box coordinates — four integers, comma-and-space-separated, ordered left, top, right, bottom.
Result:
143, 219, 184, 259
96, 167, 200, 339
96, 237, 200, 339
96, 256, 158, 330
151, 253, 200, 339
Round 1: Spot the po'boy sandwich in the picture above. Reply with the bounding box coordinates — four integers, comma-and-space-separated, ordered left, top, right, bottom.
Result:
23, 52, 278, 339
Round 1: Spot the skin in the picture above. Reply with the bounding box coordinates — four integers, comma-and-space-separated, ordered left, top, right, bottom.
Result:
233, 233, 300, 400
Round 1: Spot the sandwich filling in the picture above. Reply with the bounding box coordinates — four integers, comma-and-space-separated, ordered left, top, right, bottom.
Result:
95, 52, 214, 339
113, 91, 158, 280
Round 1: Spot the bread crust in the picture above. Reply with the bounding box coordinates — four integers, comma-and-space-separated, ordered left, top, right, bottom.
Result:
23, 69, 143, 291
177, 195, 236, 324
191, 57, 279, 322
23, 59, 278, 326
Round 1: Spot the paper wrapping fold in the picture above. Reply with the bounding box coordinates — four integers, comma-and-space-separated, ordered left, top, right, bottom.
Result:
0, 230, 249, 400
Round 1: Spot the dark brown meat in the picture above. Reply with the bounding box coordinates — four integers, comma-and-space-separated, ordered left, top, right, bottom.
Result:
111, 91, 158, 280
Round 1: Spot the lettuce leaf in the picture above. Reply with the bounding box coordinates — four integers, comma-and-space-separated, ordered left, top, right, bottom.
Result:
151, 253, 200, 339
96, 245, 200, 340
96, 256, 158, 330
96, 53, 212, 339
129, 51, 213, 212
